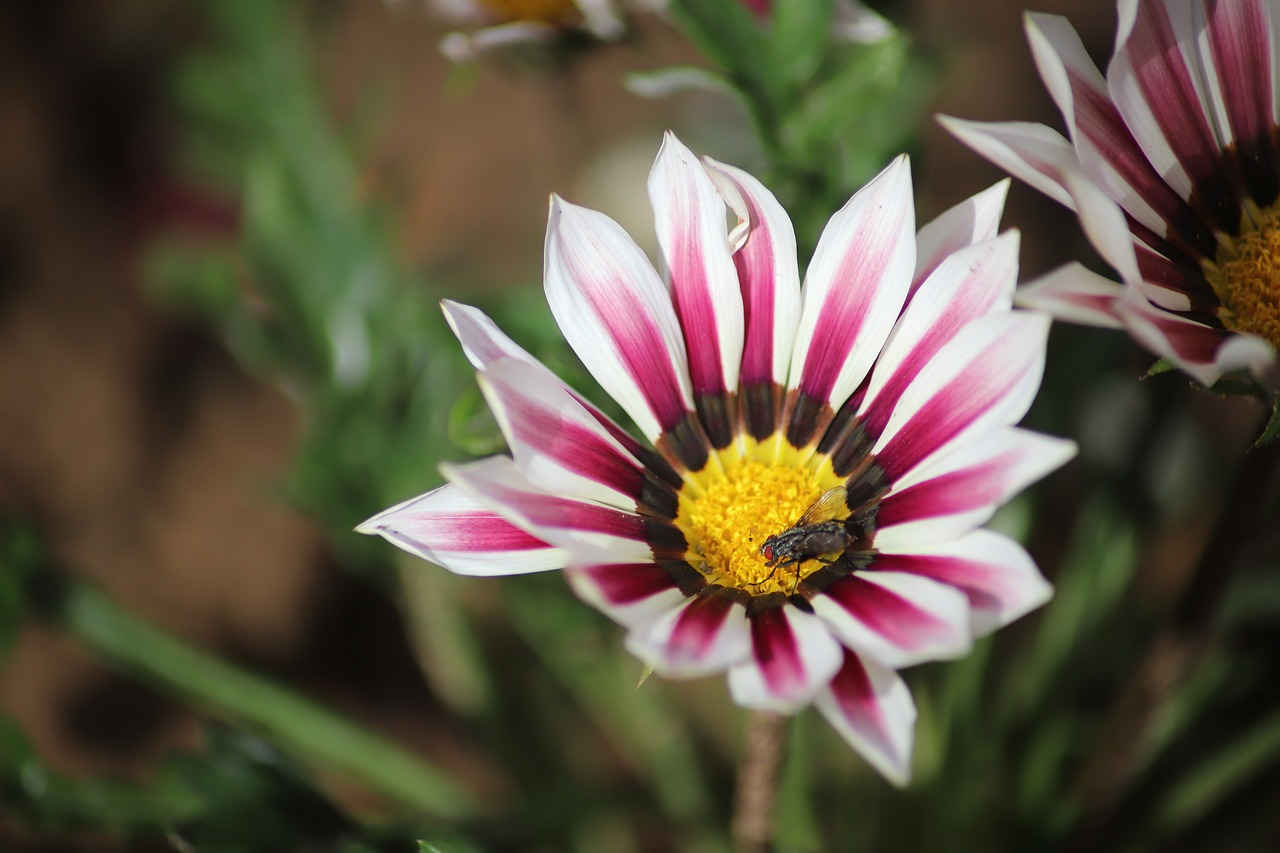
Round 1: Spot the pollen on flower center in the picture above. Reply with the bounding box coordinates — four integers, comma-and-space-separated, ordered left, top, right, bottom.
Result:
678, 460, 836, 595
476, 0, 578, 24
1208, 209, 1280, 350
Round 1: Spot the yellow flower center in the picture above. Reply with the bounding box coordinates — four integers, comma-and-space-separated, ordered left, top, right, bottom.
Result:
475, 0, 579, 24
1206, 206, 1280, 349
677, 458, 844, 596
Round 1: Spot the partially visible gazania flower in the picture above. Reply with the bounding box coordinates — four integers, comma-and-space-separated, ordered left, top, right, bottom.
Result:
942, 1, 1280, 387
359, 133, 1074, 784
391, 0, 626, 62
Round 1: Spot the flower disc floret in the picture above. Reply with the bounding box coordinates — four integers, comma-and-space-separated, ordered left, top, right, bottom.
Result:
679, 460, 839, 594
1208, 208, 1280, 350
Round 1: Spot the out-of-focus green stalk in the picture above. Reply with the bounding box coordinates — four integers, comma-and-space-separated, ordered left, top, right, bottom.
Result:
62, 583, 474, 820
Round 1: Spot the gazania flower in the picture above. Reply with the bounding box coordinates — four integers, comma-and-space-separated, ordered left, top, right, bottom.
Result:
358, 133, 1073, 784
942, 0, 1280, 387
389, 0, 626, 63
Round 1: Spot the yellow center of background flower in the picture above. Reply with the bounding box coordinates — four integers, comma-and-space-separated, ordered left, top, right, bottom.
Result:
476, 0, 578, 24
678, 459, 835, 595
1208, 208, 1280, 350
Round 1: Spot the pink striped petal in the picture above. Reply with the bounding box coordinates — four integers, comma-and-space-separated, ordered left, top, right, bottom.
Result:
1201, 0, 1280, 206
726, 606, 844, 712
625, 592, 752, 677
648, 133, 744, 442
704, 156, 802, 439
912, 180, 1009, 292
814, 650, 915, 786
442, 457, 685, 564
874, 427, 1076, 549
786, 156, 916, 419
859, 232, 1020, 439
565, 562, 696, 628
1108, 0, 1237, 231
443, 301, 685, 488
544, 197, 697, 445
476, 358, 674, 515
811, 571, 972, 669
1115, 295, 1278, 387
356, 483, 564, 576
874, 529, 1052, 637
937, 116, 1078, 210
871, 312, 1050, 480
1015, 263, 1127, 328
1026, 11, 1199, 241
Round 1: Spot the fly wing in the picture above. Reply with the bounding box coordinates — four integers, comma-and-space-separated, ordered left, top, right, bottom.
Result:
795, 486, 849, 526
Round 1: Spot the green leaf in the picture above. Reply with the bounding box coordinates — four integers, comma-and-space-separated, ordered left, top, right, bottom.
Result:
768, 0, 834, 85
62, 584, 474, 819
1254, 395, 1280, 447
666, 0, 774, 101
1143, 358, 1177, 377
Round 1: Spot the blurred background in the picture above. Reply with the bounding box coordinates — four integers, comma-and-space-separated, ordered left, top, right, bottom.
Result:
1, 1, 1277, 851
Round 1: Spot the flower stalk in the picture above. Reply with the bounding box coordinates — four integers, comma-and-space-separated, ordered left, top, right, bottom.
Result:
731, 711, 792, 853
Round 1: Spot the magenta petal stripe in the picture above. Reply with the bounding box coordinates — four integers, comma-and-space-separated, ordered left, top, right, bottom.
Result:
872, 312, 1050, 481
1026, 12, 1213, 253
858, 232, 1020, 441
874, 427, 1076, 549
812, 571, 972, 669
1202, 0, 1280, 207
625, 592, 752, 678
443, 457, 687, 562
874, 529, 1052, 637
442, 301, 685, 489
1109, 0, 1238, 233
704, 157, 802, 441
565, 562, 699, 629
355, 484, 564, 577
649, 133, 744, 449
785, 156, 916, 447
814, 651, 915, 787
544, 197, 709, 470
477, 358, 678, 518
727, 606, 843, 712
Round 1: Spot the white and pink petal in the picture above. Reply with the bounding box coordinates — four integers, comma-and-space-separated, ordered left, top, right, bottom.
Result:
544, 196, 697, 446
786, 156, 916, 419
1015, 263, 1127, 328
442, 456, 683, 564
859, 231, 1020, 439
873, 426, 1077, 549
912, 179, 1009, 292
811, 571, 972, 669
703, 158, 802, 388
873, 529, 1053, 637
871, 311, 1050, 480
648, 133, 744, 415
475, 358, 675, 515
625, 592, 752, 678
814, 651, 916, 786
565, 562, 695, 629
936, 117, 1079, 210
726, 606, 844, 713
355, 483, 564, 577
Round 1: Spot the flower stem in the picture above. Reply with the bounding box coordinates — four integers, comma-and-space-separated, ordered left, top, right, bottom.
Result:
1075, 414, 1280, 833
731, 710, 792, 853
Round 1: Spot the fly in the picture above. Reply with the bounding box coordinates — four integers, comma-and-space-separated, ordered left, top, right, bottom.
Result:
757, 486, 855, 592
